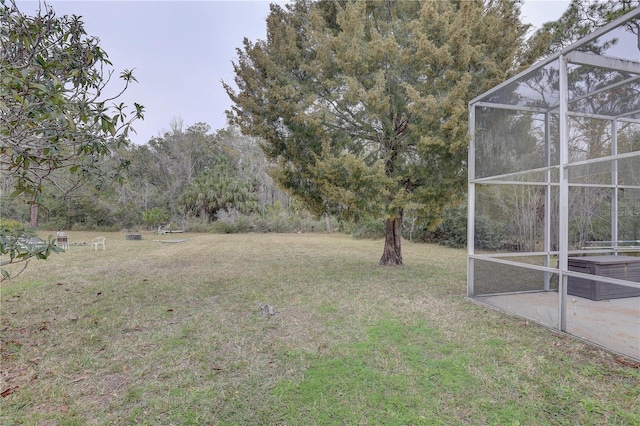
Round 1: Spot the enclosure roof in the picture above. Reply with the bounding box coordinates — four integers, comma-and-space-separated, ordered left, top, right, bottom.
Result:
471, 7, 640, 122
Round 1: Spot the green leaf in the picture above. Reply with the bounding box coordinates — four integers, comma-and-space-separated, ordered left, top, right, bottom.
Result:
65, 113, 76, 131
101, 116, 110, 133
35, 54, 46, 67
9, 188, 24, 198
30, 82, 48, 92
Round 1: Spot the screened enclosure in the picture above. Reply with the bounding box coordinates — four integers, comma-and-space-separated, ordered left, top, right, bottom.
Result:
468, 8, 640, 361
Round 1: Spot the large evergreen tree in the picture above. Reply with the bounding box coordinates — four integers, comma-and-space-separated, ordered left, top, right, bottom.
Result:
225, 0, 533, 265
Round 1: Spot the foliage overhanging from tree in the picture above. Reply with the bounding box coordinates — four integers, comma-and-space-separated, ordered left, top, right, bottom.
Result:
0, 0, 143, 212
527, 0, 639, 56
0, 0, 143, 278
225, 0, 535, 265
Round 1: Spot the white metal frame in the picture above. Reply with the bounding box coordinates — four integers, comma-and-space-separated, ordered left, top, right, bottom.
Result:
467, 8, 640, 355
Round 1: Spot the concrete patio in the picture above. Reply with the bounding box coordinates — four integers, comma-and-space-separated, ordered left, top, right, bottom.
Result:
474, 291, 640, 361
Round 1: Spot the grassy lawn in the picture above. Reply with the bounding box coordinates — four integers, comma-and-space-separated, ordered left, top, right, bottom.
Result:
1, 232, 638, 425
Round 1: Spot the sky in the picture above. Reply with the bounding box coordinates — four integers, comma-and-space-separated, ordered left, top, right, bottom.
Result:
15, 0, 570, 145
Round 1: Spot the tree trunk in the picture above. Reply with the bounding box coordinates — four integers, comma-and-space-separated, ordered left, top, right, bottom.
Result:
324, 213, 333, 233
379, 211, 403, 266
30, 203, 39, 228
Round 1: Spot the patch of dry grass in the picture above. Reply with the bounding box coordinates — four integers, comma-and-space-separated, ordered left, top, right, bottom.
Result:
1, 232, 638, 425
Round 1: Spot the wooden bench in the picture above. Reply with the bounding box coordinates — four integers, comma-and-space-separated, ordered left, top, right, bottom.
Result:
157, 227, 184, 235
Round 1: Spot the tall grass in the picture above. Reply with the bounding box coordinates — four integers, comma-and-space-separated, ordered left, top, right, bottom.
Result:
1, 232, 638, 425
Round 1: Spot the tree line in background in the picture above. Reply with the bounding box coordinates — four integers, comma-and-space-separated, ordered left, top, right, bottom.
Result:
1, 120, 327, 233
6, 110, 637, 252
2, 0, 638, 277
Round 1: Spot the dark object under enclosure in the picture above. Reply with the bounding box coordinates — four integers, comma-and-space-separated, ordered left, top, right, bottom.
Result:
568, 256, 640, 301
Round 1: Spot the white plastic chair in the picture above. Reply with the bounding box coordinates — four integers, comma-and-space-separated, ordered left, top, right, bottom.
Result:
91, 236, 106, 251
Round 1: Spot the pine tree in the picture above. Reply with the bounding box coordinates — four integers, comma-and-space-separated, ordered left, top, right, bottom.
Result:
225, 0, 531, 265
